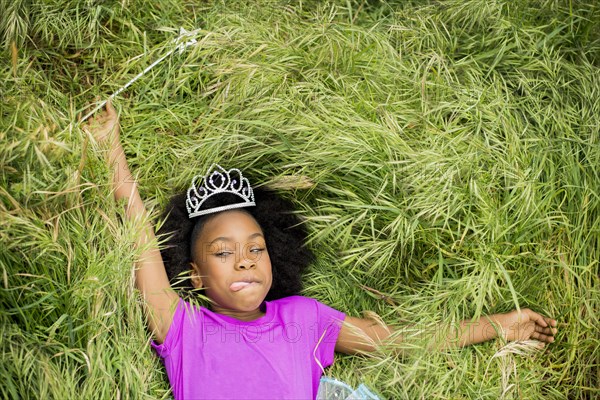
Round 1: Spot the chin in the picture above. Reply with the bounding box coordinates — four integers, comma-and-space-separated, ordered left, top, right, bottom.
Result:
245, 293, 272, 308
235, 296, 266, 310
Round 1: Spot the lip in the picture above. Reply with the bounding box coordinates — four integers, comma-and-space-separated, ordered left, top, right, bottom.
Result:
229, 279, 261, 292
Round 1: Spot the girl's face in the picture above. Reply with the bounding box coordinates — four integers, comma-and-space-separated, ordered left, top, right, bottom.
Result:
190, 210, 272, 319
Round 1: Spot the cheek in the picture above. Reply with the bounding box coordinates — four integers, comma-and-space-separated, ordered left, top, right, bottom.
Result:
262, 254, 273, 278
199, 260, 229, 282
254, 249, 270, 266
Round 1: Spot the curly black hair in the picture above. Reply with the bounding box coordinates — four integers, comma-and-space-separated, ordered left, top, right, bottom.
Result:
156, 187, 314, 301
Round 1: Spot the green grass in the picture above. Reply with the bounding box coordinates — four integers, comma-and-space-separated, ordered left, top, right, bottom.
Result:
1, 0, 599, 398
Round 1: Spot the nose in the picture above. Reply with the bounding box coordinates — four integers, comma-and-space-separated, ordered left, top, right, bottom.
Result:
235, 258, 256, 271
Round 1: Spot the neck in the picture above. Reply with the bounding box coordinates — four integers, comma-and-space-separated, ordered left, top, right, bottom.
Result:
211, 305, 265, 321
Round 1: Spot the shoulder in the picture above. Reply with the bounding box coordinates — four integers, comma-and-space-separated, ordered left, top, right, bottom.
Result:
178, 298, 206, 314
169, 298, 209, 327
270, 296, 345, 321
270, 295, 324, 310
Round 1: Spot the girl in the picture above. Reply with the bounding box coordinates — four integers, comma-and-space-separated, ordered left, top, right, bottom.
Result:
85, 101, 558, 399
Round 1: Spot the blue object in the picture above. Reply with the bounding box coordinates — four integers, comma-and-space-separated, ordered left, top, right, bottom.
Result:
317, 376, 382, 399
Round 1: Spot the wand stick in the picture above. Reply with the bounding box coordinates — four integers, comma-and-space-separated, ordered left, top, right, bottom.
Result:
79, 27, 198, 123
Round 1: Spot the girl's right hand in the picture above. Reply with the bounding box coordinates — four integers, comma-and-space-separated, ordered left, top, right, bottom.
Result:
494, 308, 558, 344
82, 100, 120, 146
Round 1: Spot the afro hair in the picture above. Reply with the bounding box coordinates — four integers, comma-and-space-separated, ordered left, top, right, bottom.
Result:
156, 187, 314, 301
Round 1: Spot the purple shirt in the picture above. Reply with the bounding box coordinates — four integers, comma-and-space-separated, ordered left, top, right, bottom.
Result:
151, 295, 346, 400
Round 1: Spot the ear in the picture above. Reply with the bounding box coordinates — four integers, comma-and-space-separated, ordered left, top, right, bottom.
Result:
190, 262, 203, 289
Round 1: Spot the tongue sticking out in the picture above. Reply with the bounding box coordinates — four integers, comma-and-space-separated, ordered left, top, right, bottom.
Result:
230, 281, 253, 292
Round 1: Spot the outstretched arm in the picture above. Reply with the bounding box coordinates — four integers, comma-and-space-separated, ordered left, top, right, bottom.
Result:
335, 308, 558, 355
84, 101, 179, 343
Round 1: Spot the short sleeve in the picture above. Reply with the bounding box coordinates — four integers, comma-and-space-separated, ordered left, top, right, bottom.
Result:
150, 298, 186, 357
312, 299, 346, 369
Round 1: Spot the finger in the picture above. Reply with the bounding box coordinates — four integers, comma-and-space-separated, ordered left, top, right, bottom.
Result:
544, 317, 558, 327
535, 325, 556, 335
543, 334, 555, 343
84, 114, 101, 128
94, 111, 109, 123
93, 105, 112, 122
106, 98, 116, 116
532, 332, 555, 343
525, 309, 548, 327
80, 99, 102, 123
89, 96, 102, 114
530, 340, 546, 349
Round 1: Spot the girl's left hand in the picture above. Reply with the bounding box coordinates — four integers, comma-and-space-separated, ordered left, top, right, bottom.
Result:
82, 100, 120, 146
494, 308, 558, 344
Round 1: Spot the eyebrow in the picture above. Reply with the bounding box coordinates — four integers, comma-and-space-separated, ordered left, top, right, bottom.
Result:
208, 232, 264, 246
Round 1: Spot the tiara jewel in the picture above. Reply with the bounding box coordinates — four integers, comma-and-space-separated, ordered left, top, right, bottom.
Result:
186, 164, 256, 218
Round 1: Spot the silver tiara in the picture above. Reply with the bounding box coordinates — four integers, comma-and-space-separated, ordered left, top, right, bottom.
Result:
186, 164, 256, 218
